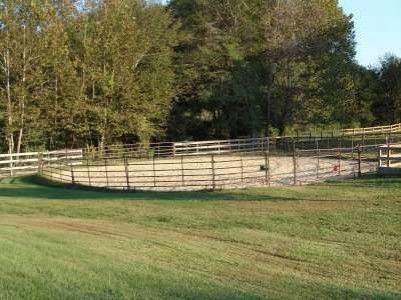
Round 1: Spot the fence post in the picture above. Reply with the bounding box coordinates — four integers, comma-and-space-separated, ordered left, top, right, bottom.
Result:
264, 150, 270, 186
153, 156, 156, 187
58, 156, 61, 182
38, 152, 43, 176
351, 135, 354, 159
236, 153, 242, 186
87, 158, 92, 187
377, 146, 381, 171
124, 156, 130, 189
9, 151, 13, 176
316, 142, 320, 179
362, 130, 366, 151
293, 140, 297, 185
211, 154, 216, 190
65, 148, 69, 165
338, 136, 342, 176
181, 155, 185, 186
386, 135, 390, 168
70, 164, 75, 185
267, 137, 271, 186
105, 159, 109, 188
358, 144, 362, 177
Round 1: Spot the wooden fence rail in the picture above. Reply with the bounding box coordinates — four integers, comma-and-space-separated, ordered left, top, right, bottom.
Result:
172, 132, 401, 157
0, 149, 83, 177
342, 123, 401, 135
78, 123, 401, 160
379, 144, 401, 168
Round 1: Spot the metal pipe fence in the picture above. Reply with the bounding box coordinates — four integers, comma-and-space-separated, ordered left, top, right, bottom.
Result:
2, 130, 400, 190
41, 142, 395, 192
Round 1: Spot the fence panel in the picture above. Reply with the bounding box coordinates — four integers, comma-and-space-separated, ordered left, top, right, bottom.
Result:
41, 141, 401, 192
0, 149, 83, 177
5, 126, 401, 190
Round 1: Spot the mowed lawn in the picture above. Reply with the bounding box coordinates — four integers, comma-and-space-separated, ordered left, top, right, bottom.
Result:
0, 177, 400, 299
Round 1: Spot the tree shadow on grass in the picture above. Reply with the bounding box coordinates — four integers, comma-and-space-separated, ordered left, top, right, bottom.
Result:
0, 175, 397, 202
325, 175, 401, 189
0, 175, 290, 202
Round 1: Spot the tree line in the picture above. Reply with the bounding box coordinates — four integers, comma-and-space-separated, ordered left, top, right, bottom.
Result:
0, 0, 400, 153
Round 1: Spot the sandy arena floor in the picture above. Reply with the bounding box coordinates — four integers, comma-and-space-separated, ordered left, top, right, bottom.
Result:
43, 154, 378, 191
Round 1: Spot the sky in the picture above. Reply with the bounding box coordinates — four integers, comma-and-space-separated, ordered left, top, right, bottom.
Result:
339, 0, 401, 67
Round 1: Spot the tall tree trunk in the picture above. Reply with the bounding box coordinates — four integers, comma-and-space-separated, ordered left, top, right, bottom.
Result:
6, 50, 14, 157
17, 25, 27, 155
279, 65, 294, 136
5, 19, 14, 174
266, 88, 271, 135
6, 53, 13, 154
4, 6, 14, 156
266, 63, 276, 136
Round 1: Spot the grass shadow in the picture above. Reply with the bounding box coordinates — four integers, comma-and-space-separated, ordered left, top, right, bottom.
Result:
0, 175, 280, 202
0, 175, 399, 202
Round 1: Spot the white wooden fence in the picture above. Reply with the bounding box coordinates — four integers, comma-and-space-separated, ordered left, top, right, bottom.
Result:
379, 144, 401, 168
173, 125, 401, 157
80, 123, 401, 159
173, 137, 268, 156
342, 123, 401, 136
0, 149, 83, 177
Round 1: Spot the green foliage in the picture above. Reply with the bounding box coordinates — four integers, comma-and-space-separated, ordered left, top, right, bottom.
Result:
168, 0, 387, 139
0, 0, 178, 152
373, 55, 401, 123
0, 0, 398, 152
168, 0, 267, 139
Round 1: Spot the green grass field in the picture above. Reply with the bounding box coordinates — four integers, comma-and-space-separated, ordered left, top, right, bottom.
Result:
0, 176, 400, 299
